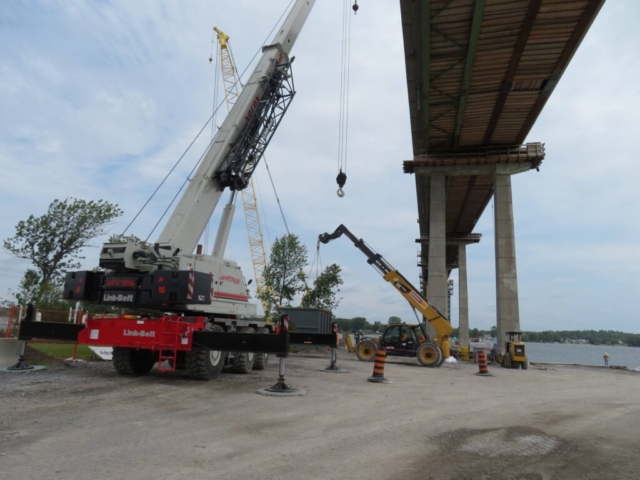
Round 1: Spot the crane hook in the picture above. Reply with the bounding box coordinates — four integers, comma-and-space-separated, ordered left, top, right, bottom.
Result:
336, 169, 347, 198
352, 1, 359, 15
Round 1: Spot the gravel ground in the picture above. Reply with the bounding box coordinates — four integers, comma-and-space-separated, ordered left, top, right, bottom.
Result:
1, 350, 639, 480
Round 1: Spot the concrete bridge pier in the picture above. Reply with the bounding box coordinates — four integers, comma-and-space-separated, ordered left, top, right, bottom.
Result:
494, 167, 522, 346
458, 243, 469, 351
426, 172, 447, 339
410, 147, 543, 351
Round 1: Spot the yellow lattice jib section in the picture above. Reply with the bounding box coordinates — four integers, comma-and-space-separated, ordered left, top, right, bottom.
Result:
215, 26, 272, 319
213, 27, 240, 111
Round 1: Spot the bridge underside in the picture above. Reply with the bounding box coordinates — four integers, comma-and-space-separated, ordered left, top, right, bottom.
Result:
399, 0, 605, 344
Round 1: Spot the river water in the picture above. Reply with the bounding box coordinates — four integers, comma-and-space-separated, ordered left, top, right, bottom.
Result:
526, 342, 640, 370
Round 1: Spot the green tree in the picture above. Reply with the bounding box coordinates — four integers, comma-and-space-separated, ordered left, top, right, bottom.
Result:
388, 316, 402, 324
490, 325, 497, 338
301, 263, 343, 310
372, 321, 381, 332
260, 234, 308, 316
4, 198, 123, 305
334, 317, 353, 332
352, 317, 368, 331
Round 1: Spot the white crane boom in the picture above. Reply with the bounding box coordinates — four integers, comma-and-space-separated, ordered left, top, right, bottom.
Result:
157, 0, 316, 255
89, 0, 316, 316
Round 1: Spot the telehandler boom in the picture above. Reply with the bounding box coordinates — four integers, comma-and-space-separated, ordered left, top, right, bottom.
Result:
318, 224, 452, 366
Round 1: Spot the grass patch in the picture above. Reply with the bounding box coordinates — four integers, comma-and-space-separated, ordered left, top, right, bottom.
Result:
29, 343, 94, 360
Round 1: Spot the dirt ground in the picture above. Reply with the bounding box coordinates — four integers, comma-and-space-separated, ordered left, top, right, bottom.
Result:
1, 350, 639, 480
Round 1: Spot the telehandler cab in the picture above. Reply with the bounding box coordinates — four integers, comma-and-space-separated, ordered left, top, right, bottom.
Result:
356, 323, 445, 367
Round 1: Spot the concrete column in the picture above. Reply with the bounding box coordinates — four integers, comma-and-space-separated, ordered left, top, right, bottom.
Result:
458, 244, 469, 350
426, 172, 447, 338
494, 172, 520, 346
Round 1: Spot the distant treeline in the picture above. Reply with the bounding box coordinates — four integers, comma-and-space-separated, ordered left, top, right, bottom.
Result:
520, 330, 640, 347
298, 316, 640, 347
448, 328, 640, 347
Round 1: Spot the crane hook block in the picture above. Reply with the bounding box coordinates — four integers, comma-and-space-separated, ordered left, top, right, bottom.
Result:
352, 1, 359, 15
336, 170, 347, 198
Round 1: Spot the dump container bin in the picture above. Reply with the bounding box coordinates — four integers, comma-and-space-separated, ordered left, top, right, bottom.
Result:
278, 307, 333, 335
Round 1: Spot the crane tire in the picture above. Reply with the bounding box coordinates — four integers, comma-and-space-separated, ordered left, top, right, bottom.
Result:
113, 347, 155, 376
186, 324, 227, 380
231, 327, 256, 374
356, 340, 377, 362
253, 328, 270, 370
521, 360, 528, 370
417, 342, 441, 368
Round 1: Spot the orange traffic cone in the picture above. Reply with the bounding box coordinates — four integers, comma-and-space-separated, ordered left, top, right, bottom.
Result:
367, 347, 390, 383
475, 351, 493, 376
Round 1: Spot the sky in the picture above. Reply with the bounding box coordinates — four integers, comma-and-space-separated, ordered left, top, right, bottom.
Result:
1, 1, 639, 333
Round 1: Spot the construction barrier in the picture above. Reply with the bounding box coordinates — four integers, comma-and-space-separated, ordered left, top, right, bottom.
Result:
367, 347, 390, 384
474, 351, 492, 376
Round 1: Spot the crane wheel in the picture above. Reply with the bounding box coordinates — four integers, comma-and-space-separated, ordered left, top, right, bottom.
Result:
186, 324, 227, 380
417, 342, 441, 368
113, 347, 155, 376
521, 360, 528, 370
253, 328, 270, 371
231, 327, 256, 374
356, 340, 377, 362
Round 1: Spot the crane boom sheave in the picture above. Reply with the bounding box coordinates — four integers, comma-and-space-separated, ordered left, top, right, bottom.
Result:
158, 0, 316, 255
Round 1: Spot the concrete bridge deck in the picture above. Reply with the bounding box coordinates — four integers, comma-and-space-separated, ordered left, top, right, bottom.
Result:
398, 0, 606, 344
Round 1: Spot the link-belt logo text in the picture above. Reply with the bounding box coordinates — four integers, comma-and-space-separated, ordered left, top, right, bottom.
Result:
123, 329, 156, 338
103, 293, 134, 302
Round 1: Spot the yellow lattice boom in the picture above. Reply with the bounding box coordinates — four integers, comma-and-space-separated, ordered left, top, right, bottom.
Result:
214, 26, 272, 318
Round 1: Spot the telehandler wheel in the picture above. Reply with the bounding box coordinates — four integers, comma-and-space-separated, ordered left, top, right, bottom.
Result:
113, 347, 156, 376
521, 360, 528, 370
417, 342, 441, 367
253, 328, 270, 371
504, 352, 512, 369
186, 324, 227, 380
232, 327, 256, 374
436, 345, 446, 367
356, 340, 377, 362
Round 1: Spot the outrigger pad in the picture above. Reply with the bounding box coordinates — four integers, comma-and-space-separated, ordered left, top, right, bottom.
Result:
256, 378, 306, 397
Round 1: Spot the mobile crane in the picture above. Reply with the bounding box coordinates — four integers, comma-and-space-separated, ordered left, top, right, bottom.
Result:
318, 224, 453, 367
17, 0, 341, 380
